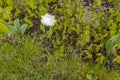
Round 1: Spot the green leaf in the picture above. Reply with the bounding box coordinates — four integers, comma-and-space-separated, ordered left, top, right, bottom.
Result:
14, 18, 20, 28
86, 74, 93, 80
6, 0, 13, 6
39, 6, 47, 15
5, 6, 13, 12
105, 34, 120, 53
20, 24, 28, 34
95, 54, 105, 64
97, 0, 102, 6
116, 15, 120, 22
40, 25, 46, 33
7, 25, 18, 34
46, 27, 53, 38
23, 17, 33, 25
108, 0, 118, 2
14, 8, 21, 17
2, 12, 10, 20
7, 19, 30, 35
113, 56, 120, 64
0, 21, 8, 33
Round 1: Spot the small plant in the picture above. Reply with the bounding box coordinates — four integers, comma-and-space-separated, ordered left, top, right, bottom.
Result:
40, 13, 57, 39
105, 34, 120, 64
105, 33, 120, 53
7, 18, 30, 35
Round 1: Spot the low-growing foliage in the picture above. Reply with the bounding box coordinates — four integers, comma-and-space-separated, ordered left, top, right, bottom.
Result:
106, 33, 120, 53
0, 37, 120, 80
7, 18, 31, 35
0, 0, 120, 79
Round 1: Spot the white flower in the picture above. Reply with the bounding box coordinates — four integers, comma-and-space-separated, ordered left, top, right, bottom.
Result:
41, 13, 57, 26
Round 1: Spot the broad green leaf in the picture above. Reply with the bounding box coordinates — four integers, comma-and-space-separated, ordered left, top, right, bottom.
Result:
0, 21, 8, 33
7, 19, 30, 35
7, 25, 18, 34
1, 6, 12, 20
5, 6, 13, 12
105, 33, 120, 53
14, 18, 20, 28
20, 24, 28, 34
2, 12, 9, 20
6, 0, 13, 6
86, 74, 92, 80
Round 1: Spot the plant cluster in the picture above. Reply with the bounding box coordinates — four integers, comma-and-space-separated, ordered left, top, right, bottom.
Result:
0, 0, 120, 79
0, 0, 119, 67
0, 37, 120, 80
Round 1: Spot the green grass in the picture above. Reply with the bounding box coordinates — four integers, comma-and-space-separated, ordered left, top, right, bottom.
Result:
0, 36, 120, 80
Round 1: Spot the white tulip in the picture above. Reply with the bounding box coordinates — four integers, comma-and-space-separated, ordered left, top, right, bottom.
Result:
41, 13, 57, 26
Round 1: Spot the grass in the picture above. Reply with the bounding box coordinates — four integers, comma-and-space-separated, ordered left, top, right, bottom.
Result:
0, 36, 120, 80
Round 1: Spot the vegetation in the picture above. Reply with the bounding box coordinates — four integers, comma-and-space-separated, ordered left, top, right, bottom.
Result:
0, 0, 120, 79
